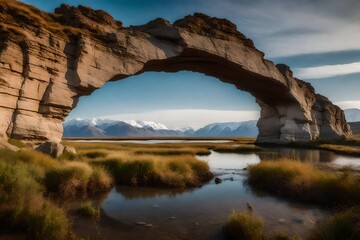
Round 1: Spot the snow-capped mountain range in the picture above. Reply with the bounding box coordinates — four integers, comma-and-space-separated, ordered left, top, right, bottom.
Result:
63, 108, 360, 138
344, 108, 360, 122
63, 118, 258, 137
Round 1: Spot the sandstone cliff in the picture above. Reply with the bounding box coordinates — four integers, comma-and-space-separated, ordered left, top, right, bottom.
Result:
0, 1, 352, 153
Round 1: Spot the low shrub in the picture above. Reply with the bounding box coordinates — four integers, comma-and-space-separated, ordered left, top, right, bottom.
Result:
223, 210, 263, 240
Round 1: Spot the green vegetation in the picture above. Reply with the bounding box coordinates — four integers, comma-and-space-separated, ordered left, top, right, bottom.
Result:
310, 207, 360, 240
248, 159, 360, 206
223, 211, 299, 240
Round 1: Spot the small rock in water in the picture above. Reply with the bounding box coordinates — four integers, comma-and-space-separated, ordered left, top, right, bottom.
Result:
215, 177, 222, 184
278, 219, 286, 223
144, 224, 154, 228
169, 217, 176, 220
242, 167, 247, 171
136, 222, 146, 225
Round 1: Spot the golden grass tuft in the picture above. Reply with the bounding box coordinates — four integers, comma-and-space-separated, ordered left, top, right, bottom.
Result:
223, 210, 263, 240
248, 159, 360, 206
45, 161, 113, 197
94, 154, 213, 188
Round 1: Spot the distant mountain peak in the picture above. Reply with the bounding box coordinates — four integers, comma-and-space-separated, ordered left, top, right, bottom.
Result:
62, 118, 259, 137
344, 108, 360, 122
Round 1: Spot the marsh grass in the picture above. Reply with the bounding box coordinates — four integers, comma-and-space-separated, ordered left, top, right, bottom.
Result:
0, 152, 74, 240
45, 162, 113, 197
310, 207, 360, 240
95, 154, 213, 188
223, 210, 263, 240
248, 159, 360, 206
222, 211, 300, 240
317, 144, 360, 157
61, 141, 214, 188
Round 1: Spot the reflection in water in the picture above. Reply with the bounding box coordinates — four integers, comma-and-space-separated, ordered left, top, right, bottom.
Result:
114, 185, 189, 199
96, 149, 331, 240
84, 147, 360, 240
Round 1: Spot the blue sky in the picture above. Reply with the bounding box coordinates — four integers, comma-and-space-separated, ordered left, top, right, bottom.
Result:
20, 0, 360, 128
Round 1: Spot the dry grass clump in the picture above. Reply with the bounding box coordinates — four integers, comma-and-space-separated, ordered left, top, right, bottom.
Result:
0, 0, 81, 37
223, 211, 264, 240
222, 211, 300, 240
45, 162, 113, 197
95, 154, 213, 188
248, 159, 360, 206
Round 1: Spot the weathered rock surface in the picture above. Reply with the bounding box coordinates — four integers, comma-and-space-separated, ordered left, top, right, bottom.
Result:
0, 1, 352, 148
35, 141, 64, 158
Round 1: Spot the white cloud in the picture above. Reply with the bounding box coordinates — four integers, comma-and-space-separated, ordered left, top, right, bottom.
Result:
335, 101, 360, 110
294, 62, 360, 79
203, 0, 360, 57
101, 109, 260, 129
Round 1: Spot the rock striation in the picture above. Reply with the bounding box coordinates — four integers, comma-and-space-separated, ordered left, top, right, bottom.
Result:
0, 1, 352, 152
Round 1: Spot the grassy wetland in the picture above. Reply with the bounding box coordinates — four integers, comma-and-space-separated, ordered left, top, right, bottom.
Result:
1, 138, 360, 239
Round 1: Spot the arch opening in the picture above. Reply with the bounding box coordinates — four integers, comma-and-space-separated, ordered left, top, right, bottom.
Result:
64, 70, 261, 138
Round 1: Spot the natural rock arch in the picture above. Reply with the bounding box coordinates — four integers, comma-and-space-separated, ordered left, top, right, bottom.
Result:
0, 2, 352, 150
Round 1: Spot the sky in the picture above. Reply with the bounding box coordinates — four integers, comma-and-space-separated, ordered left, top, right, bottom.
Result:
20, 0, 360, 128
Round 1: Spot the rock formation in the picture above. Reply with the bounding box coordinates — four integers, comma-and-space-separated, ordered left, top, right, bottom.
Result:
0, 1, 352, 153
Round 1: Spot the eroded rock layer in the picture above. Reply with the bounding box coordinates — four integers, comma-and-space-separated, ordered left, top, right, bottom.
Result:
0, 1, 352, 148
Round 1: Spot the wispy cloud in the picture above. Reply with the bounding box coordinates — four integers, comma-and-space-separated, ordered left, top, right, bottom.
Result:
202, 0, 360, 57
294, 62, 360, 79
101, 109, 260, 129
335, 101, 360, 110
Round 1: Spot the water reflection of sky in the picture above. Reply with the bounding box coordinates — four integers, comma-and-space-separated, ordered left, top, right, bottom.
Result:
100, 149, 332, 239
